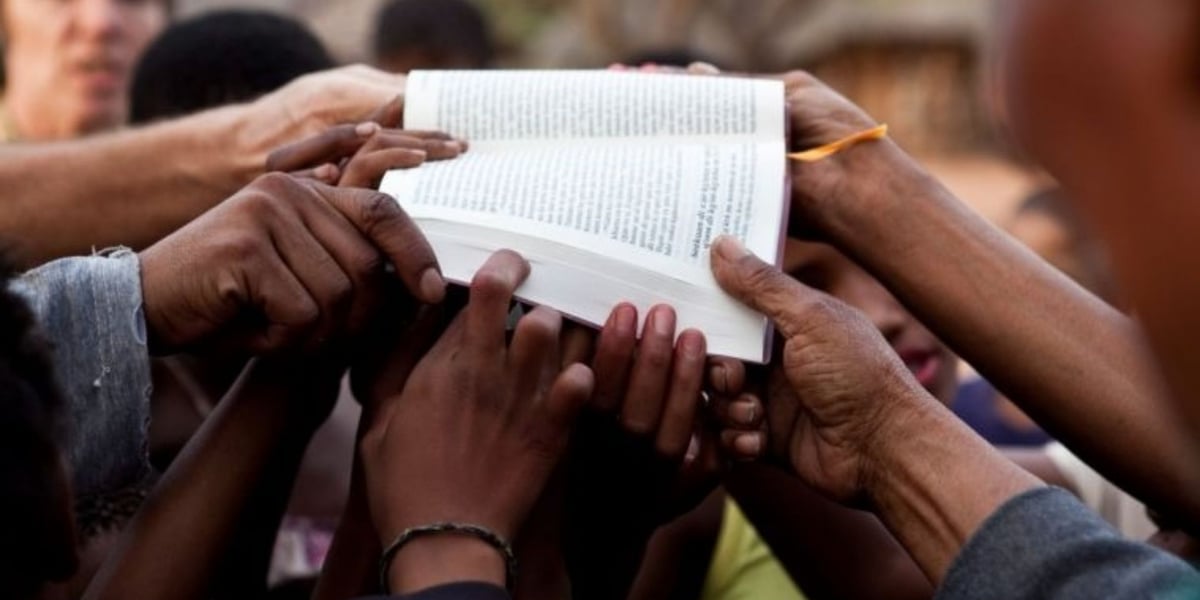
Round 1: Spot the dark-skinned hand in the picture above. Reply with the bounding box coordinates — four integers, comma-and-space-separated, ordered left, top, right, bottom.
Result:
358, 250, 594, 594
562, 303, 766, 600
139, 173, 445, 355
267, 121, 466, 189
709, 234, 937, 505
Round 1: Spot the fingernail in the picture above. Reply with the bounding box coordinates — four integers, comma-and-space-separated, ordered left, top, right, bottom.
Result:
419, 268, 445, 303
615, 303, 636, 335
688, 61, 721, 75
685, 434, 700, 462
710, 364, 728, 393
735, 402, 757, 426
652, 306, 674, 337
442, 140, 463, 152
356, 121, 380, 137
734, 432, 761, 456
680, 331, 704, 357
408, 149, 428, 161
714, 235, 750, 262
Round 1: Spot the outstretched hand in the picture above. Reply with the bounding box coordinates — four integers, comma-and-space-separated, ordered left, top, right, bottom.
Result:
562, 303, 764, 599
266, 122, 466, 189
358, 250, 594, 593
139, 173, 445, 354
580, 303, 763, 523
709, 235, 936, 505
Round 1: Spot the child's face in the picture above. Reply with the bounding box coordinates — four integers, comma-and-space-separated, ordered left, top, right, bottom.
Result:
781, 239, 959, 405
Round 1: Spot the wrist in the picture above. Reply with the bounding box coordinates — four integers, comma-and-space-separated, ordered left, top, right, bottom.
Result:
385, 532, 507, 593
792, 139, 940, 242
226, 100, 283, 185
862, 386, 1041, 582
136, 247, 176, 355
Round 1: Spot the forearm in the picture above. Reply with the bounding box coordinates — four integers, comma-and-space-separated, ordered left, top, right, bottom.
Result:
85, 358, 337, 600
806, 142, 1200, 527
0, 104, 263, 266
725, 464, 933, 600
867, 394, 1041, 584
314, 457, 382, 600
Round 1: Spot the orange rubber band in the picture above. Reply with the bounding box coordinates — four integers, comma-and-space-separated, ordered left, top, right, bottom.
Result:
788, 124, 889, 162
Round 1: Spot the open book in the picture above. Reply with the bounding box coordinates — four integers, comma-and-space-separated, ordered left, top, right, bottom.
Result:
380, 70, 787, 363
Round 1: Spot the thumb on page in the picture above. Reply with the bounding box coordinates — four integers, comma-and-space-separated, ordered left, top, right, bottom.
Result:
709, 235, 818, 340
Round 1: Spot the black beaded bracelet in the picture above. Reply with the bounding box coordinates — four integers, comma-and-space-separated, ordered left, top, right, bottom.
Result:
378, 522, 518, 594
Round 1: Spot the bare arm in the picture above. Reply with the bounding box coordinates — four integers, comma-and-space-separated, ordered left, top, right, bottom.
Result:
778, 73, 1200, 530
725, 464, 934, 600
723, 449, 1075, 600
1, 105, 261, 265
708, 235, 1042, 582
0, 65, 406, 266
83, 357, 341, 600
313, 451, 381, 600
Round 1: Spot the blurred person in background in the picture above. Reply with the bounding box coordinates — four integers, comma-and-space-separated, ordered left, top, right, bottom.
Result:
129, 9, 333, 124
0, 0, 169, 142
372, 0, 494, 73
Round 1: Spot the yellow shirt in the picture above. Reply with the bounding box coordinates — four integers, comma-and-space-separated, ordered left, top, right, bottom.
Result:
701, 499, 807, 600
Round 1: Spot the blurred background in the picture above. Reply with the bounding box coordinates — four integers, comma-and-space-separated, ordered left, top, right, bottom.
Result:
175, 0, 1042, 221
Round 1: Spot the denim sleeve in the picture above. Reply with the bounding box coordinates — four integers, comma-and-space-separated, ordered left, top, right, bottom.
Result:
11, 249, 152, 498
936, 487, 1200, 600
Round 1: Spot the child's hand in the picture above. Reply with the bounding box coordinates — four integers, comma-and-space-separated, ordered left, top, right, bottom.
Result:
266, 123, 466, 188
560, 303, 764, 597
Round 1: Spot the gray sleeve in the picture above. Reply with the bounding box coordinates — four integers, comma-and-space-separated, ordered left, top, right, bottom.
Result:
936, 487, 1200, 600
12, 249, 152, 498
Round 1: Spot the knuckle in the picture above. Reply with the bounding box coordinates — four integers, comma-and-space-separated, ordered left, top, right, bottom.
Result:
221, 231, 267, 263
325, 272, 354, 308
660, 400, 695, 435
641, 345, 673, 371
470, 269, 512, 300
347, 245, 385, 278
358, 190, 401, 229
294, 298, 322, 327
256, 170, 300, 192
214, 269, 245, 306
737, 256, 780, 291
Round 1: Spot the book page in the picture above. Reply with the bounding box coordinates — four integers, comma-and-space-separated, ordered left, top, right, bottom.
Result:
381, 139, 785, 283
404, 70, 784, 144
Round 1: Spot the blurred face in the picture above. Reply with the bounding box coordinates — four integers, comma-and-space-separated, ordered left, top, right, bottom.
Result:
782, 239, 959, 405
2, 0, 168, 140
